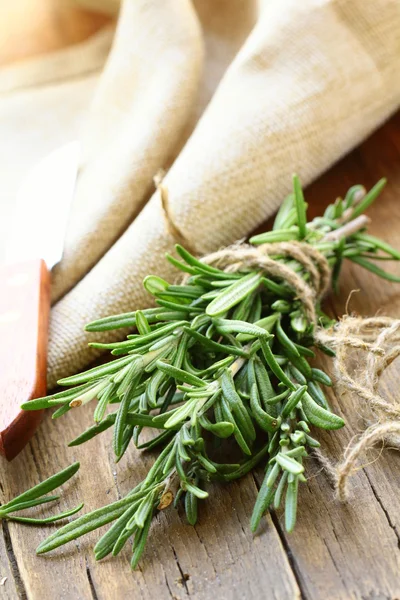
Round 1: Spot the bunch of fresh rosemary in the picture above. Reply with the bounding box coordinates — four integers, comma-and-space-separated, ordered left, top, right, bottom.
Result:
21, 176, 400, 568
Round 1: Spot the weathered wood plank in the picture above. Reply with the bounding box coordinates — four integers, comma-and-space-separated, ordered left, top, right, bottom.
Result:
0, 522, 21, 599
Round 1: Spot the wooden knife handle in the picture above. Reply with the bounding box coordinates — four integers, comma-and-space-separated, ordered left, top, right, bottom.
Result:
0, 259, 50, 460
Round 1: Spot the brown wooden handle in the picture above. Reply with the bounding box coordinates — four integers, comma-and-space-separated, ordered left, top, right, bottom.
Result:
0, 259, 50, 460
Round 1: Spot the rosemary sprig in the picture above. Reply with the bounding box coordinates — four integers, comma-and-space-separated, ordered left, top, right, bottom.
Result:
22, 175, 400, 568
0, 463, 82, 525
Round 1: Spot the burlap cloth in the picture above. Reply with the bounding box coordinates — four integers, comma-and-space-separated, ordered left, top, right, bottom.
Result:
0, 0, 399, 388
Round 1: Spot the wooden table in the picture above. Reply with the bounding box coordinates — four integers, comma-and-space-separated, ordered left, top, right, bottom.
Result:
1, 3, 400, 599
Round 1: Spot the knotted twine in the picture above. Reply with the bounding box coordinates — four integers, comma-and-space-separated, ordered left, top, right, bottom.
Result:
315, 316, 400, 500
159, 181, 400, 501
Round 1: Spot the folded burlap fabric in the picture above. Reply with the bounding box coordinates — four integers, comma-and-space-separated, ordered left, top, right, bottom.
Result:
1, 0, 399, 388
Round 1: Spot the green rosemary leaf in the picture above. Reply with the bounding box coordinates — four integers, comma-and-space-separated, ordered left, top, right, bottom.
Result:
311, 368, 332, 387
131, 513, 153, 569
266, 462, 281, 488
57, 356, 133, 386
134, 492, 156, 529
52, 403, 73, 419
261, 277, 293, 298
206, 272, 262, 317
113, 526, 137, 556
273, 193, 295, 230
237, 314, 279, 341
265, 389, 290, 405
0, 496, 59, 516
68, 419, 114, 446
274, 453, 304, 475
220, 371, 256, 441
136, 430, 173, 450
307, 380, 330, 409
276, 319, 300, 357
271, 300, 291, 313
7, 504, 84, 525
156, 362, 206, 387
182, 326, 248, 357
305, 433, 321, 448
164, 400, 196, 429
290, 315, 307, 334
85, 308, 161, 332
196, 454, 217, 473
249, 358, 276, 414
250, 228, 300, 245
115, 425, 134, 463
285, 477, 299, 533
136, 310, 152, 335
250, 384, 280, 433
199, 415, 235, 438
184, 481, 208, 499
259, 337, 296, 391
2, 463, 80, 511
294, 343, 315, 358
293, 174, 307, 239
301, 392, 344, 430
175, 245, 241, 279
167, 284, 207, 297
95, 321, 188, 351
94, 502, 140, 560
273, 471, 288, 510
343, 184, 365, 209
215, 319, 272, 337
353, 233, 400, 260
165, 253, 197, 274
315, 342, 336, 357
36, 490, 148, 554
114, 385, 136, 457
250, 468, 275, 532
281, 385, 307, 418
348, 255, 400, 282
155, 310, 189, 321
185, 491, 198, 525
156, 299, 202, 313
219, 398, 252, 456
21, 383, 95, 411
285, 352, 313, 379
143, 275, 169, 295
288, 364, 307, 386
93, 383, 117, 422
350, 178, 386, 219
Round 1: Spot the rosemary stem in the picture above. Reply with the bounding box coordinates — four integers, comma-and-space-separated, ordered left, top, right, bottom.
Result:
323, 214, 371, 242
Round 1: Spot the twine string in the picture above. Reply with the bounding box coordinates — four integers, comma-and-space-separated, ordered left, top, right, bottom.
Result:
315, 317, 400, 500
203, 242, 331, 324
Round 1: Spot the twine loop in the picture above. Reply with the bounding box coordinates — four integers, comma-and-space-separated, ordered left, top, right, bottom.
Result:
315, 316, 400, 500
203, 241, 331, 325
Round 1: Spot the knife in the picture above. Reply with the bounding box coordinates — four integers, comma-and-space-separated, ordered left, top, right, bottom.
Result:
0, 142, 80, 461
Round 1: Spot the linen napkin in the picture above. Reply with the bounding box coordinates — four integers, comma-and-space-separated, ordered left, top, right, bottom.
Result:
1, 0, 399, 388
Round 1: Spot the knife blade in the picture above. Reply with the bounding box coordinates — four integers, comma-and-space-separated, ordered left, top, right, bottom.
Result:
0, 142, 79, 460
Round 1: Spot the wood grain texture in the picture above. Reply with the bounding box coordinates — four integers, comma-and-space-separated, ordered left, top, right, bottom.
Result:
1, 3, 400, 599
0, 259, 50, 460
